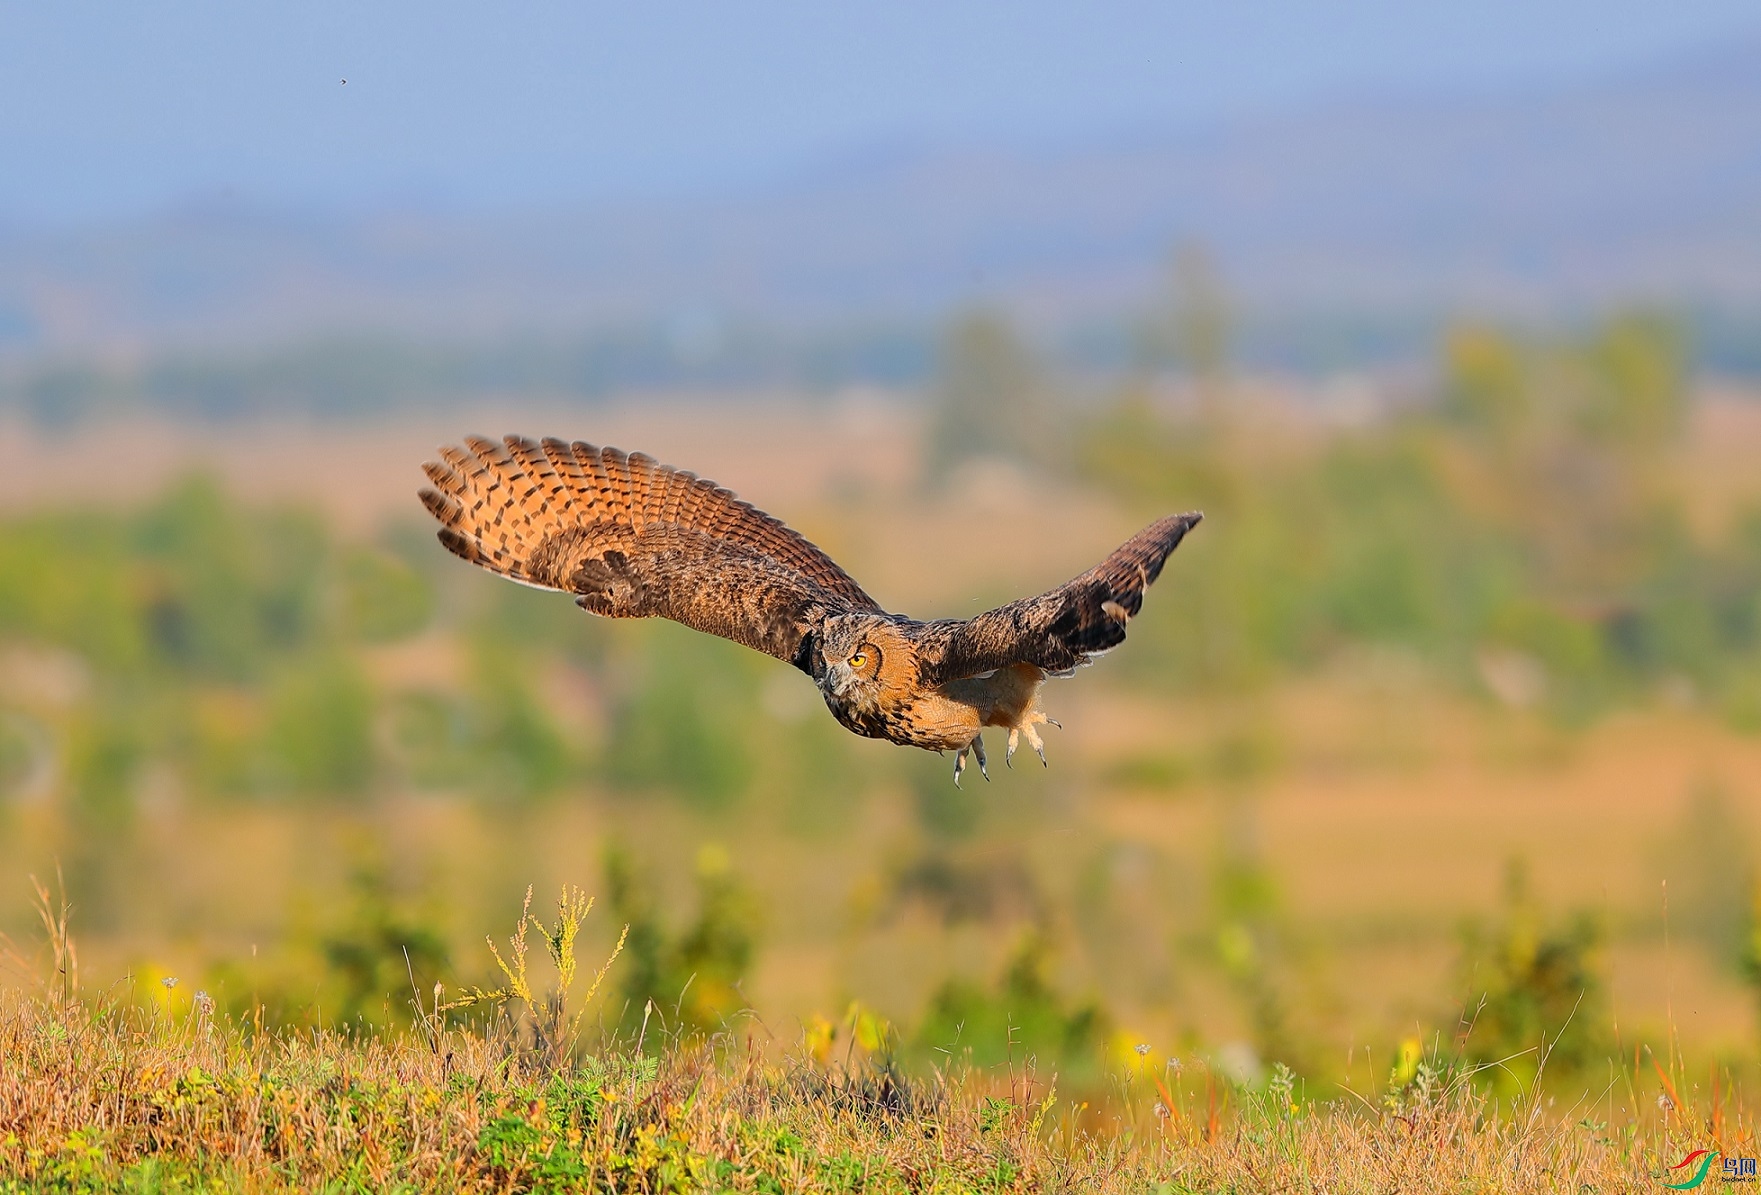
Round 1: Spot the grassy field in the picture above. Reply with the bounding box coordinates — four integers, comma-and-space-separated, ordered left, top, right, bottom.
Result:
0, 889, 1730, 1193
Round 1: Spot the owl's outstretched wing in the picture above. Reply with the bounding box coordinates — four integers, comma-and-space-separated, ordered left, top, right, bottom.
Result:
419, 436, 882, 671
914, 512, 1202, 684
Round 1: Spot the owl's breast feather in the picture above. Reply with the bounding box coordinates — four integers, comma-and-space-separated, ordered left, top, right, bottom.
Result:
849, 662, 1047, 752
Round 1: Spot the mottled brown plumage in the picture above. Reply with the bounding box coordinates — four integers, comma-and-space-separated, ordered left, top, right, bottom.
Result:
420, 435, 1200, 783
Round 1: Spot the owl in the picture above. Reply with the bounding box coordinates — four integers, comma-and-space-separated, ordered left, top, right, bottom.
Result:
419, 436, 1200, 784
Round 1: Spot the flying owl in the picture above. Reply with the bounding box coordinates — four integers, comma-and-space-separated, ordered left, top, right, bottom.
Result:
419, 436, 1200, 784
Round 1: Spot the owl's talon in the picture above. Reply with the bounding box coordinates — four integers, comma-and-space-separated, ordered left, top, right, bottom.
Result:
953, 736, 991, 785
1004, 709, 1058, 769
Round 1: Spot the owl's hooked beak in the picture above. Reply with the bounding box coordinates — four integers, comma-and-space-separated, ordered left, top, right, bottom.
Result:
822, 660, 855, 698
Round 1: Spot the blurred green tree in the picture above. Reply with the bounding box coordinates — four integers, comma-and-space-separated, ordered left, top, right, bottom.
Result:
1083, 310, 1732, 722
923, 311, 1059, 481
1137, 242, 1232, 416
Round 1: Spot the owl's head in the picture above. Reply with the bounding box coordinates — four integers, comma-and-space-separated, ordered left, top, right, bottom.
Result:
816, 614, 897, 707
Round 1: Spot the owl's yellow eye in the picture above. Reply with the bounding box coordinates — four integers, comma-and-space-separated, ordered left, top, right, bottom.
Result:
848, 652, 868, 670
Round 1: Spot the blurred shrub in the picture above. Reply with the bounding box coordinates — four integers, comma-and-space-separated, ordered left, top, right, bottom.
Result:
909, 755, 986, 840
337, 547, 432, 642
0, 514, 146, 670
767, 712, 867, 837
604, 842, 759, 1040
605, 629, 756, 808
316, 852, 450, 1029
0, 711, 39, 797
203, 842, 452, 1030
1659, 782, 1753, 971
64, 703, 144, 831
0, 479, 460, 820
1454, 860, 1608, 1091
389, 669, 576, 802
1207, 792, 1319, 1078
265, 656, 375, 797
1738, 884, 1761, 1034
881, 845, 1040, 928
133, 477, 326, 680
462, 642, 578, 801
912, 929, 1108, 1077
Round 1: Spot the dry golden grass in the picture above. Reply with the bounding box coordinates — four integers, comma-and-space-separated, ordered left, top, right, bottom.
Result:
0, 881, 1733, 1194
2, 984, 1724, 1193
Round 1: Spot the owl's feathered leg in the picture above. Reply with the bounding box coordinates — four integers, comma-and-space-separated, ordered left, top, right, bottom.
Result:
1005, 710, 1062, 768
952, 734, 990, 786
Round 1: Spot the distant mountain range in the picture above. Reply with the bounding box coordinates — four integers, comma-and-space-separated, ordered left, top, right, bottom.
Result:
2, 35, 1759, 375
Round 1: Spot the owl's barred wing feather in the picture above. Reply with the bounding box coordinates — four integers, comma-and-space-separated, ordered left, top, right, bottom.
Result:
419, 435, 881, 670
915, 512, 1202, 684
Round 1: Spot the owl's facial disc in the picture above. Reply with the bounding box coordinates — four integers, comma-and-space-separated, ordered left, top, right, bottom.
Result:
819, 632, 877, 699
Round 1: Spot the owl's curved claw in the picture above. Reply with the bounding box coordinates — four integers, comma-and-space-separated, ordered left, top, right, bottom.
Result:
953, 735, 990, 786
1005, 710, 1059, 768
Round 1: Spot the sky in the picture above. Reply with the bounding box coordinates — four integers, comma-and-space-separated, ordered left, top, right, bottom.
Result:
3, 1, 1761, 224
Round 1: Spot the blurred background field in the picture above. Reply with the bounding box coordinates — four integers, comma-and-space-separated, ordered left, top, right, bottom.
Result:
5, 2, 1761, 1105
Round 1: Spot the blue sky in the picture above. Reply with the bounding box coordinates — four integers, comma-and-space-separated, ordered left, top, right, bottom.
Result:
3, 1, 1759, 223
